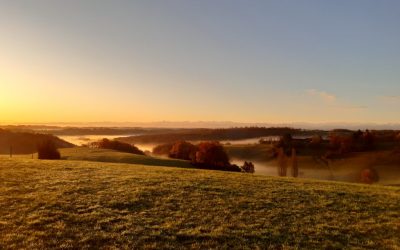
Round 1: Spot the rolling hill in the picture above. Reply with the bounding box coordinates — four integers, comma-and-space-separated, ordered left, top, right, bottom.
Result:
0, 158, 398, 249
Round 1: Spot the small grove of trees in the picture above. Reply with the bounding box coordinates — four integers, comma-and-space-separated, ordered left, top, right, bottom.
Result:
93, 138, 144, 155
326, 130, 376, 159
37, 140, 61, 160
153, 141, 254, 172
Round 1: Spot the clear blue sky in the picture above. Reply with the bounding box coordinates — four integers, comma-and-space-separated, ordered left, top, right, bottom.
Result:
1, 0, 399, 124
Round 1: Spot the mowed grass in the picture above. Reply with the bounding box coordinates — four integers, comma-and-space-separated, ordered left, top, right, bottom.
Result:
0, 158, 399, 249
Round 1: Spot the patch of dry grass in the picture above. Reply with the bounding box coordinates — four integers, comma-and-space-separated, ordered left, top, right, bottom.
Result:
0, 158, 399, 249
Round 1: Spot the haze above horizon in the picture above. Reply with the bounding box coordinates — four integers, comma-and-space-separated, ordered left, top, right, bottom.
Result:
1, 1, 399, 124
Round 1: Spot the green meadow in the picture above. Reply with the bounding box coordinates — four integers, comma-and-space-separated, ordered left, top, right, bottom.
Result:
60, 147, 192, 169
0, 156, 399, 249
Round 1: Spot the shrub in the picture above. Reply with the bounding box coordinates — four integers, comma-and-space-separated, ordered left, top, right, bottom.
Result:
37, 140, 61, 160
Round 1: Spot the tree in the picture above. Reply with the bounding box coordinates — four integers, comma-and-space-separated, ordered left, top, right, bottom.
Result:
194, 142, 230, 168
241, 161, 255, 173
169, 141, 198, 161
277, 133, 293, 156
362, 130, 375, 151
277, 147, 287, 176
152, 143, 174, 156
37, 140, 61, 160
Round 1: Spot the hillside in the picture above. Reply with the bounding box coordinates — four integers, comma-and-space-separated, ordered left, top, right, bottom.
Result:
59, 147, 192, 169
0, 158, 398, 249
0, 129, 74, 154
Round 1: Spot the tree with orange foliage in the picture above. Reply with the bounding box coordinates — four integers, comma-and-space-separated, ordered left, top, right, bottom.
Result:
169, 141, 198, 161
194, 141, 230, 168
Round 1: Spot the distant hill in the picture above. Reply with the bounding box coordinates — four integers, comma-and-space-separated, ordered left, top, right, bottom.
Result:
0, 129, 74, 154
116, 127, 321, 144
4, 121, 400, 129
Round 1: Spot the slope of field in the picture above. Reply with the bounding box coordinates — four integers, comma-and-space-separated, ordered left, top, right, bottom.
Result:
0, 158, 399, 249
59, 147, 192, 169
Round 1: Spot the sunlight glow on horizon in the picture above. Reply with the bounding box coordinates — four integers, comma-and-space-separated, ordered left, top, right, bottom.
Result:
1, 1, 399, 125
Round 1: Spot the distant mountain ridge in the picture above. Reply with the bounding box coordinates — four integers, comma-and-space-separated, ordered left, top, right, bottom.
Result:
2, 121, 400, 130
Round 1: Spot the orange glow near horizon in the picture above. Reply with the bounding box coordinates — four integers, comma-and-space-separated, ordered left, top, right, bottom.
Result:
1, 1, 399, 126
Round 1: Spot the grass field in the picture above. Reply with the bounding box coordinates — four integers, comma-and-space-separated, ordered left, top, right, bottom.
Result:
3, 147, 192, 169
60, 147, 193, 169
0, 158, 399, 249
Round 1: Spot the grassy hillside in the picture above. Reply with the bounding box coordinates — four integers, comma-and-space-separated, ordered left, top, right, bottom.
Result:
0, 158, 399, 249
59, 147, 192, 168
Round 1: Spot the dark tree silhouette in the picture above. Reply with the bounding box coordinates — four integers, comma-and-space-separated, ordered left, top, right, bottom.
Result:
241, 161, 255, 173
37, 140, 61, 160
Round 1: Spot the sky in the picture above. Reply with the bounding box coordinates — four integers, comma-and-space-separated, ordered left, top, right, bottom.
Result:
1, 0, 399, 125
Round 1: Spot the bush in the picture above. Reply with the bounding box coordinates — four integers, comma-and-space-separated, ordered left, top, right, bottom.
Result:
95, 139, 144, 155
37, 140, 61, 160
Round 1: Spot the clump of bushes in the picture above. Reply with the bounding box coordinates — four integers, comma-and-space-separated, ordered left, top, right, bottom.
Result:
37, 140, 61, 160
94, 138, 144, 155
